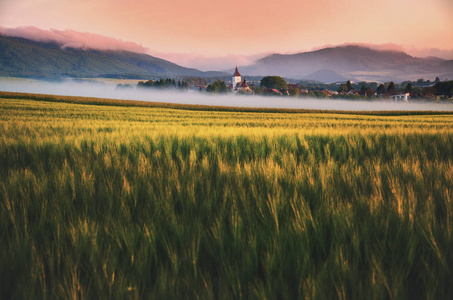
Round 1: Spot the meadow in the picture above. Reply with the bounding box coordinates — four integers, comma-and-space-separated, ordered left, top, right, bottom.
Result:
1, 92, 453, 299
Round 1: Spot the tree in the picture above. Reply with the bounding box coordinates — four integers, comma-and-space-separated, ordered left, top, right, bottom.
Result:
307, 91, 316, 98
422, 87, 437, 99
289, 88, 300, 97
116, 84, 132, 89
435, 77, 440, 84
377, 84, 386, 95
364, 88, 375, 98
434, 80, 453, 97
137, 80, 154, 88
360, 85, 366, 95
405, 83, 412, 94
346, 80, 353, 91
237, 89, 253, 95
177, 80, 189, 90
206, 80, 228, 94
316, 91, 329, 99
260, 76, 288, 90
337, 83, 348, 93
411, 87, 423, 98
369, 82, 378, 90
251, 86, 264, 95
387, 82, 395, 93
183, 77, 208, 86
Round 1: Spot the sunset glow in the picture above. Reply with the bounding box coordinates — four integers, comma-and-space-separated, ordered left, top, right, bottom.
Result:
1, 0, 452, 59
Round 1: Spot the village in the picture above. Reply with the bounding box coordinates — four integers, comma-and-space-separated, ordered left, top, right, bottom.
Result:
134, 66, 453, 102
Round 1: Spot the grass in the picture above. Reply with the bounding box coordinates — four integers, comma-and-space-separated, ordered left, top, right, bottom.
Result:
1, 93, 453, 299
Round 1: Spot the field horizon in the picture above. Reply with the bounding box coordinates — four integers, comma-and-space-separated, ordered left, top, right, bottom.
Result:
2, 91, 453, 115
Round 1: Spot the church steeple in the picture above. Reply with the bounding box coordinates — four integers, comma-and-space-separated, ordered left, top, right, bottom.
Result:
232, 66, 242, 91
233, 66, 241, 77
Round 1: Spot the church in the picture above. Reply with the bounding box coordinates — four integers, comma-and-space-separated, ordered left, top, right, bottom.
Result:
230, 67, 251, 92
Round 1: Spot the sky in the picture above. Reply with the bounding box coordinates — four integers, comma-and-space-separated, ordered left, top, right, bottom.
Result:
1, 0, 452, 69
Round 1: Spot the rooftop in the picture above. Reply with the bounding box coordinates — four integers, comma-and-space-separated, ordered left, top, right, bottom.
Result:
233, 66, 241, 77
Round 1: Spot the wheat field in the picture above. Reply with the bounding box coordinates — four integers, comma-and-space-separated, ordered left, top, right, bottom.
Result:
1, 92, 453, 299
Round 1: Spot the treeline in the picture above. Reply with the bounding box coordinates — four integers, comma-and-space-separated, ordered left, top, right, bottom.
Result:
434, 80, 453, 98
130, 75, 452, 101
249, 77, 453, 101
206, 80, 228, 93
137, 78, 189, 90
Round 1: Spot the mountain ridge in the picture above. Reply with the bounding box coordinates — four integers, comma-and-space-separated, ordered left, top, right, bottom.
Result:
0, 35, 226, 79
2, 34, 453, 83
240, 45, 453, 83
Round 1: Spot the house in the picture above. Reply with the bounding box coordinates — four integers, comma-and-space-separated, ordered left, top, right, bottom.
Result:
325, 90, 338, 97
264, 89, 283, 96
237, 78, 251, 92
391, 93, 410, 102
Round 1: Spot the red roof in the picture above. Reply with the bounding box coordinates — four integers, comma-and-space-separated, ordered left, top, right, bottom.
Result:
264, 89, 282, 95
233, 66, 241, 77
240, 79, 249, 88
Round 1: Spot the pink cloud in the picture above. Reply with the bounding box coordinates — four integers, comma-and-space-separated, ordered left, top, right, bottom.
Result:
148, 52, 269, 71
0, 26, 148, 53
403, 47, 453, 60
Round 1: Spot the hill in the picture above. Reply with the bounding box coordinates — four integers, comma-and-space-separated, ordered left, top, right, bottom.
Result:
0, 35, 226, 79
240, 45, 453, 83
2, 35, 452, 83
302, 69, 351, 83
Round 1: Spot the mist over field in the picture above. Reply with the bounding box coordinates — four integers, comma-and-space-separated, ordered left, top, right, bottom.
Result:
1, 78, 453, 111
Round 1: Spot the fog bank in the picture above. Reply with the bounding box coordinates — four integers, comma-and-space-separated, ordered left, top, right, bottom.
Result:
1, 78, 453, 112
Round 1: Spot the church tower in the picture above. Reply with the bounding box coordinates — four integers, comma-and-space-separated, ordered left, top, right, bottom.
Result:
232, 66, 242, 90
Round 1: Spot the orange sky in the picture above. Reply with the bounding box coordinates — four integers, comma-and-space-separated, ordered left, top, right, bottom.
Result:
1, 0, 452, 57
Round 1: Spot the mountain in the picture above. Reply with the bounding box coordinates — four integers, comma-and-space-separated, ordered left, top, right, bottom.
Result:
0, 35, 226, 79
240, 45, 453, 83
302, 69, 351, 83
2, 35, 452, 83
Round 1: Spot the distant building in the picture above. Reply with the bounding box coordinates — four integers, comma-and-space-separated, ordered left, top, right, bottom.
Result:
230, 67, 251, 92
232, 67, 242, 90
325, 90, 338, 97
391, 93, 410, 102
264, 89, 283, 96
237, 78, 251, 92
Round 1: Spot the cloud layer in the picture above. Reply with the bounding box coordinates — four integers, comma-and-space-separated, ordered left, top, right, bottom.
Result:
0, 26, 147, 53
0, 26, 267, 70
